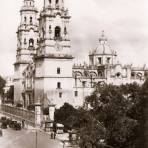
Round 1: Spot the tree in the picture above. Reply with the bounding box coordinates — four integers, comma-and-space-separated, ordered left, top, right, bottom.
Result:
136, 79, 148, 148
54, 82, 147, 148
86, 83, 142, 148
77, 109, 106, 148
54, 103, 78, 130
54, 103, 106, 148
0, 75, 6, 95
6, 85, 14, 104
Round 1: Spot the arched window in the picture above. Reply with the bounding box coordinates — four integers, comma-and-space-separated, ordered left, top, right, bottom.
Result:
64, 27, 67, 35
49, 25, 52, 34
30, 17, 33, 24
75, 91, 78, 97
55, 26, 61, 38
29, 39, 34, 47
98, 71, 103, 78
24, 38, 27, 44
42, 27, 45, 38
59, 93, 62, 98
98, 57, 102, 64
131, 72, 135, 77
116, 72, 121, 77
107, 57, 111, 64
56, 0, 59, 4
24, 17, 27, 23
57, 82, 61, 89
57, 67, 61, 74
37, 39, 39, 44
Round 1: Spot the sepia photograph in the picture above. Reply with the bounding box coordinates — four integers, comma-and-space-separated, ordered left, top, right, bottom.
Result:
0, 0, 148, 147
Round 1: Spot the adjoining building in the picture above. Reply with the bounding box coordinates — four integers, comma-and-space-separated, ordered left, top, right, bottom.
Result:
13, 0, 148, 109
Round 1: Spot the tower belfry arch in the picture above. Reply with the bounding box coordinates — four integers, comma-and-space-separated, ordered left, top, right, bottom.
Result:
44, 0, 64, 9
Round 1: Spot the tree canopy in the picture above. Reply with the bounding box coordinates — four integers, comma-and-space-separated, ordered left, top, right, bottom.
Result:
85, 82, 147, 148
0, 76, 6, 95
54, 81, 148, 148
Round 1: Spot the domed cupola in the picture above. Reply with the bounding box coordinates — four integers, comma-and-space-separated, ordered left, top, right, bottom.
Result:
93, 31, 115, 55
89, 31, 117, 66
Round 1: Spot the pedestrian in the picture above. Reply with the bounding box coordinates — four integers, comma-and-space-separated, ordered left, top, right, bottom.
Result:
51, 132, 53, 139
53, 131, 56, 139
22, 120, 25, 128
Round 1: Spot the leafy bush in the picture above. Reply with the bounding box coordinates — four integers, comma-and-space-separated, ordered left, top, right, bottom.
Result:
43, 107, 49, 115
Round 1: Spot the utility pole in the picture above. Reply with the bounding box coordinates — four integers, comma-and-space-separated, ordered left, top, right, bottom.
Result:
61, 140, 65, 148
36, 130, 37, 148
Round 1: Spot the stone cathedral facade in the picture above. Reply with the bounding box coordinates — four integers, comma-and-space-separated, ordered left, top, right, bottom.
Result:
13, 0, 148, 109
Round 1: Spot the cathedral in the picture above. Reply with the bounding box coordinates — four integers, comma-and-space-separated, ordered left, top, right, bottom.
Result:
13, 0, 148, 109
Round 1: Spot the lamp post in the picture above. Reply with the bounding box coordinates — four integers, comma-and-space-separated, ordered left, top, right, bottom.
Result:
61, 140, 65, 148
35, 130, 37, 148
30, 128, 39, 148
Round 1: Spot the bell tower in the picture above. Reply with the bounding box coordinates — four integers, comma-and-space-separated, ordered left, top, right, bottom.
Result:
38, 0, 71, 57
44, 0, 64, 9
35, 0, 74, 107
14, 0, 39, 105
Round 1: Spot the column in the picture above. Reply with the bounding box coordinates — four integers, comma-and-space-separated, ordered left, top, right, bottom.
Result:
35, 102, 41, 128
49, 104, 56, 121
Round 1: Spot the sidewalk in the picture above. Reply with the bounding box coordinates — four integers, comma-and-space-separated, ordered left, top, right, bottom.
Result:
25, 126, 72, 147
39, 129, 79, 148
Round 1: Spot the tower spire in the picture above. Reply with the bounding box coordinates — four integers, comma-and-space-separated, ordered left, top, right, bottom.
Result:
44, 0, 64, 10
23, 0, 35, 7
16, 0, 39, 60
99, 30, 107, 44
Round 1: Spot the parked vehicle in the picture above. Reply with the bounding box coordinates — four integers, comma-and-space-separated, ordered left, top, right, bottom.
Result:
1, 121, 7, 129
9, 120, 17, 128
56, 123, 64, 134
0, 116, 6, 123
6, 118, 12, 127
13, 122, 21, 130
0, 117, 21, 130
9, 121, 21, 130
1, 117, 8, 129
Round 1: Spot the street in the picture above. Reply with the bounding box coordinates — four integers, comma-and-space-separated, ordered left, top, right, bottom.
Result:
0, 128, 63, 148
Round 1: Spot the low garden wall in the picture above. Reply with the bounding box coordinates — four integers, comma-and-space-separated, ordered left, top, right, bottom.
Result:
0, 104, 35, 127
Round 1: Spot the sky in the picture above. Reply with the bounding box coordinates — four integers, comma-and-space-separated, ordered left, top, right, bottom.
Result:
0, 0, 148, 76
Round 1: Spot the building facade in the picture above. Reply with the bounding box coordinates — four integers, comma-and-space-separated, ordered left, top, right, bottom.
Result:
13, 0, 148, 108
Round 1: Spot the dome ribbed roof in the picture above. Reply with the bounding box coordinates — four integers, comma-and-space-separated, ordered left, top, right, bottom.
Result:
91, 31, 116, 55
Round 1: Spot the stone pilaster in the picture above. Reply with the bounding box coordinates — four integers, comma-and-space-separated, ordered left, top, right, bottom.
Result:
35, 102, 42, 128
